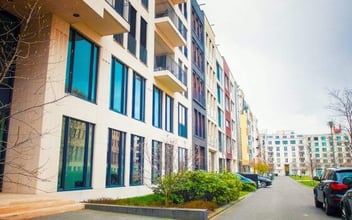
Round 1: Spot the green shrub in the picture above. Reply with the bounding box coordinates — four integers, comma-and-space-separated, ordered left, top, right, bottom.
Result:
154, 170, 242, 206
242, 182, 256, 192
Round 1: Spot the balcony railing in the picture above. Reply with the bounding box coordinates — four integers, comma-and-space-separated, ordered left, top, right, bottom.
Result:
154, 55, 187, 86
105, 0, 129, 21
154, 55, 187, 93
155, 2, 187, 46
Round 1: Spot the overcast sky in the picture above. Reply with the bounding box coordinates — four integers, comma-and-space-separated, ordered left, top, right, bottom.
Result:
200, 0, 352, 135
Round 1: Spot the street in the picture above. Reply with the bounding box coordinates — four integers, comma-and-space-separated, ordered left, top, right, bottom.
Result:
213, 176, 340, 220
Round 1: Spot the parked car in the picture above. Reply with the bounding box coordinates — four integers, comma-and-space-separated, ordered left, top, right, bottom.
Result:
341, 189, 352, 220
258, 176, 272, 188
313, 167, 352, 216
236, 173, 256, 184
239, 173, 259, 188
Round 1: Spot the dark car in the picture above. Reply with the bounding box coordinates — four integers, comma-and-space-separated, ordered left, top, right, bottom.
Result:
341, 189, 352, 220
313, 167, 352, 215
258, 176, 272, 188
236, 173, 256, 185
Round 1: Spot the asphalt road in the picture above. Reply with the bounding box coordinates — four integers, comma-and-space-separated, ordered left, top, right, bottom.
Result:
213, 176, 340, 220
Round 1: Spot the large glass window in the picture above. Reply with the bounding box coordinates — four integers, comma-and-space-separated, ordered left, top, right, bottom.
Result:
58, 117, 94, 191
130, 134, 144, 185
132, 72, 145, 121
165, 95, 174, 132
106, 129, 125, 187
193, 145, 205, 170
140, 17, 148, 64
152, 140, 162, 184
153, 86, 163, 128
178, 104, 187, 138
128, 5, 137, 54
110, 58, 128, 114
178, 147, 188, 171
165, 144, 174, 175
65, 29, 98, 102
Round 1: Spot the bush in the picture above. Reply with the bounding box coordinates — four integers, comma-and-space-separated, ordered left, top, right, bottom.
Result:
242, 182, 256, 192
154, 170, 242, 206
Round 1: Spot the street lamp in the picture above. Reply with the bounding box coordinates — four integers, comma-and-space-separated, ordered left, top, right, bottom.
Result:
328, 121, 336, 167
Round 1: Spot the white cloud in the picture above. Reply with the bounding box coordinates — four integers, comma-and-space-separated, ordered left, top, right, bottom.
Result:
201, 0, 352, 134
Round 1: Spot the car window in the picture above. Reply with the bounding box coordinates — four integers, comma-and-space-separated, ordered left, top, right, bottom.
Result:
336, 171, 352, 182
321, 170, 329, 180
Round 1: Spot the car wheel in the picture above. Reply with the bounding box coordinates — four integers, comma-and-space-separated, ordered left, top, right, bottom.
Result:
324, 196, 335, 216
261, 181, 267, 188
314, 194, 323, 208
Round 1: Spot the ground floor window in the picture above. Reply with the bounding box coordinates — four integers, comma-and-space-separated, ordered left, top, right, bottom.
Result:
106, 129, 125, 187
178, 147, 188, 171
130, 134, 144, 185
152, 140, 162, 184
165, 144, 174, 175
193, 145, 206, 170
58, 117, 94, 191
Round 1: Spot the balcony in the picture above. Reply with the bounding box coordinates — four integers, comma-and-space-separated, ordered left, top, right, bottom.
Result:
155, 2, 186, 52
155, 0, 186, 5
27, 0, 130, 36
154, 55, 187, 93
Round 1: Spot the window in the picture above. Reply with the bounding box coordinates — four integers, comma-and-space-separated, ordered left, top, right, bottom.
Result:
139, 17, 147, 64
128, 5, 137, 54
193, 145, 206, 170
65, 28, 98, 103
152, 140, 162, 184
141, 0, 148, 9
178, 104, 187, 138
58, 117, 94, 191
216, 62, 222, 82
178, 147, 188, 171
217, 85, 223, 105
130, 134, 144, 185
132, 72, 145, 121
113, 33, 123, 45
165, 144, 174, 175
218, 131, 224, 153
110, 58, 128, 114
275, 141, 280, 145
218, 108, 223, 128
106, 129, 125, 187
225, 96, 230, 111
152, 86, 163, 128
165, 95, 174, 132
290, 140, 296, 144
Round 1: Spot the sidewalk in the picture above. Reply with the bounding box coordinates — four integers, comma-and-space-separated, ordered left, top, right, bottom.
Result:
32, 209, 169, 220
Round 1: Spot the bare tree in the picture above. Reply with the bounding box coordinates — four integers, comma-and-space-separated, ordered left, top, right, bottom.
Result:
328, 89, 352, 150
0, 0, 67, 191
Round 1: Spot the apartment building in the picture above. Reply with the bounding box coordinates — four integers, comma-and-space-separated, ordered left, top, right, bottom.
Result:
261, 131, 351, 176
215, 49, 226, 172
305, 133, 351, 176
262, 131, 305, 176
1, 0, 256, 200
190, 0, 207, 170
1, 0, 193, 201
204, 15, 218, 172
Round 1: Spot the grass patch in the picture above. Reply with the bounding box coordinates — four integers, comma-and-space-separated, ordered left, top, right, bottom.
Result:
290, 176, 319, 188
87, 191, 250, 209
87, 194, 165, 207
